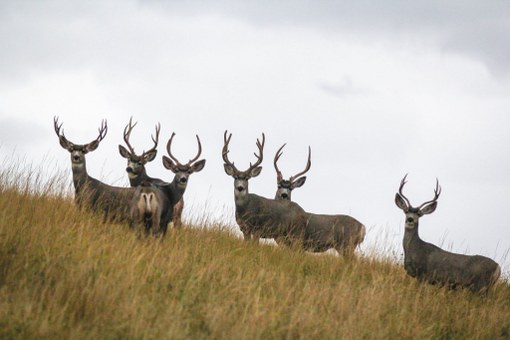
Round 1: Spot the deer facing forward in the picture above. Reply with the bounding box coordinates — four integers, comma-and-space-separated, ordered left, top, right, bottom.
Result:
222, 131, 308, 243
273, 144, 365, 256
395, 175, 500, 294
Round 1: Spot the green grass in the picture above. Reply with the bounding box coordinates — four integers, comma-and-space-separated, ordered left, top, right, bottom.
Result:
1, 161, 510, 339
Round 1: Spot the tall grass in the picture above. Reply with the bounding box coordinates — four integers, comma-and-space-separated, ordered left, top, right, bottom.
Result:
1, 161, 510, 339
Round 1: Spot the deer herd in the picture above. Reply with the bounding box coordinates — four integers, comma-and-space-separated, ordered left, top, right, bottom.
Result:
53, 117, 501, 294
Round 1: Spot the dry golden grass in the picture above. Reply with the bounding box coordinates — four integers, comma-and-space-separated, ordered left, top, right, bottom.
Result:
1, 161, 509, 339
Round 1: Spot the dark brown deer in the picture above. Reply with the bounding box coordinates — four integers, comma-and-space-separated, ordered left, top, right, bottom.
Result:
274, 144, 365, 256
54, 117, 170, 230
118, 118, 186, 228
395, 175, 501, 294
222, 131, 308, 243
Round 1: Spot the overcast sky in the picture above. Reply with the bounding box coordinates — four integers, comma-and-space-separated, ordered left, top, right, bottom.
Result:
1, 1, 509, 274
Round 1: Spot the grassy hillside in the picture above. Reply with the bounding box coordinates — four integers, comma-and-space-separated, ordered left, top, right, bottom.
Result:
1, 163, 510, 339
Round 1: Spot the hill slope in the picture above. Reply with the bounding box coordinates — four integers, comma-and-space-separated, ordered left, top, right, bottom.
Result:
1, 165, 509, 339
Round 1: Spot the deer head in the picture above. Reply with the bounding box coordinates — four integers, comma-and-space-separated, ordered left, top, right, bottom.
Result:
273, 144, 311, 200
162, 132, 206, 188
395, 174, 441, 230
118, 117, 161, 179
222, 130, 265, 198
53, 116, 107, 169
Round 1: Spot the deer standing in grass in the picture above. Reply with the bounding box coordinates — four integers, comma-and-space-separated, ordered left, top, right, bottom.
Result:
53, 117, 169, 232
222, 131, 308, 243
273, 144, 365, 256
158, 132, 206, 230
118, 118, 191, 228
395, 175, 500, 294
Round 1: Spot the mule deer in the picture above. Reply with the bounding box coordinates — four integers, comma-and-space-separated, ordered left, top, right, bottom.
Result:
159, 132, 206, 230
395, 175, 500, 294
222, 131, 308, 243
130, 181, 170, 236
53, 117, 150, 222
274, 144, 365, 256
118, 118, 185, 228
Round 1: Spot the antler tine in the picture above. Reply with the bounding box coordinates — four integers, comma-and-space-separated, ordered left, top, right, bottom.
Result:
187, 134, 202, 165
165, 132, 181, 164
122, 117, 137, 153
418, 178, 442, 210
248, 133, 265, 171
274, 143, 286, 182
398, 174, 411, 208
289, 146, 312, 182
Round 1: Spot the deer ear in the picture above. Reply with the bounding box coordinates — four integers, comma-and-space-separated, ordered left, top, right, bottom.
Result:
144, 149, 157, 162
419, 201, 437, 216
84, 140, 100, 153
59, 138, 73, 151
118, 145, 130, 159
395, 193, 409, 212
191, 159, 206, 173
162, 156, 177, 172
291, 176, 306, 189
250, 166, 262, 178
223, 164, 235, 176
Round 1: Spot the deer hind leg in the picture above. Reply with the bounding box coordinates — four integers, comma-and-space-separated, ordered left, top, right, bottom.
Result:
172, 198, 184, 229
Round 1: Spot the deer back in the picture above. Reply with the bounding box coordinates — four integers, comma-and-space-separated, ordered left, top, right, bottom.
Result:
235, 193, 307, 240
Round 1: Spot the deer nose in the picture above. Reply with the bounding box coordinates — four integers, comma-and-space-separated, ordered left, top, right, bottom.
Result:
237, 186, 245, 192
406, 217, 414, 223
126, 167, 133, 173
73, 155, 80, 162
281, 193, 289, 199
179, 177, 188, 184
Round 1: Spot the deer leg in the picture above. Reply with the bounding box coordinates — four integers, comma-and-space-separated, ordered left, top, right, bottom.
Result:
172, 198, 184, 229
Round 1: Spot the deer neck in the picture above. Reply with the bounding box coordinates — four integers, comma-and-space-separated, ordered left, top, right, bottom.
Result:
128, 167, 149, 187
71, 161, 89, 191
403, 225, 423, 254
169, 177, 186, 201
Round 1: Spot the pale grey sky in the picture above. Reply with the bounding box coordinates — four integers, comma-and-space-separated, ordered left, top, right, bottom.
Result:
1, 0, 509, 274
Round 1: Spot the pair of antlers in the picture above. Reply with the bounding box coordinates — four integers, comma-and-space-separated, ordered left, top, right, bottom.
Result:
274, 144, 311, 183
123, 117, 202, 166
53, 116, 107, 147
222, 130, 311, 182
222, 130, 265, 174
122, 117, 160, 159
398, 174, 442, 209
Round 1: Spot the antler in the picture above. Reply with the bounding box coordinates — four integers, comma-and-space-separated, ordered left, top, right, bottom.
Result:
289, 146, 311, 182
122, 117, 138, 154
398, 174, 411, 208
222, 130, 239, 173
248, 133, 265, 173
222, 131, 264, 173
53, 116, 71, 145
418, 178, 442, 210
166, 132, 202, 166
274, 143, 287, 182
142, 123, 160, 157
93, 119, 108, 144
